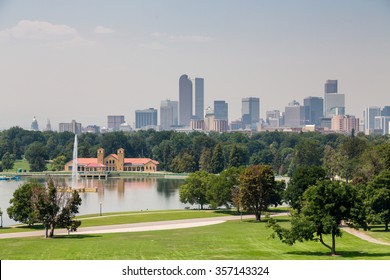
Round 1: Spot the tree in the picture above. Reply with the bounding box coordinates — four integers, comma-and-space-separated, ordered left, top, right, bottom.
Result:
284, 166, 326, 212
7, 181, 44, 226
239, 165, 276, 221
50, 155, 67, 171
366, 170, 390, 231
34, 179, 82, 238
211, 144, 225, 174
170, 152, 197, 173
228, 145, 241, 168
289, 138, 323, 175
268, 180, 364, 255
25, 141, 48, 171
1, 152, 16, 171
199, 148, 214, 173
179, 171, 210, 209
207, 167, 243, 208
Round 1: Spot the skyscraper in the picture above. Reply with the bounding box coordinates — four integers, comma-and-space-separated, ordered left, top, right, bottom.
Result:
364, 106, 381, 135
241, 97, 260, 126
214, 100, 228, 122
107, 115, 125, 131
284, 100, 309, 127
179, 74, 192, 127
160, 99, 178, 130
31, 116, 39, 131
324, 80, 345, 118
194, 78, 204, 120
304, 96, 323, 126
135, 108, 158, 129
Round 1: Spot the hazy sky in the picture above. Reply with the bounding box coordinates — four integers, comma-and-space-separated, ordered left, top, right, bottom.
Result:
0, 0, 389, 130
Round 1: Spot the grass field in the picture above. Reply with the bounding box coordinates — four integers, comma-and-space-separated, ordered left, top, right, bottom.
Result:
0, 215, 389, 260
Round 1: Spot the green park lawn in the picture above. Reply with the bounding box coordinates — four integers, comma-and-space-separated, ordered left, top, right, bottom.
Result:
0, 214, 390, 260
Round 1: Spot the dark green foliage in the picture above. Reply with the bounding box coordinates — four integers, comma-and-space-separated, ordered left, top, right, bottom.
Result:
268, 180, 363, 255
24, 141, 48, 171
1, 152, 16, 171
7, 181, 44, 226
239, 165, 277, 221
284, 166, 326, 211
179, 171, 210, 209
211, 144, 225, 174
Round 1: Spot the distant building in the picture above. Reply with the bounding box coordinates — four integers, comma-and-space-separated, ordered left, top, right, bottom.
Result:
304, 96, 323, 126
119, 122, 132, 132
45, 119, 52, 131
31, 116, 39, 131
324, 80, 345, 118
64, 148, 159, 172
382, 106, 390, 117
266, 110, 282, 127
160, 99, 178, 130
107, 115, 125, 132
213, 119, 229, 133
230, 119, 244, 131
284, 100, 309, 127
135, 108, 158, 129
83, 125, 100, 134
364, 106, 381, 135
194, 78, 204, 120
59, 120, 82, 135
374, 116, 390, 135
331, 115, 359, 134
204, 106, 215, 131
242, 97, 260, 128
214, 100, 228, 122
179, 74, 193, 127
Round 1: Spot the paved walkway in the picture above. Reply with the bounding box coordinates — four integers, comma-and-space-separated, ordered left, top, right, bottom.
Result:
341, 226, 390, 246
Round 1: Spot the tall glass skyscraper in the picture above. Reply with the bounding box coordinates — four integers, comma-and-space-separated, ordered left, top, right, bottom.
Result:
160, 99, 178, 130
214, 100, 228, 121
324, 80, 345, 118
241, 97, 260, 126
135, 108, 158, 129
179, 74, 193, 127
194, 78, 204, 120
304, 96, 323, 126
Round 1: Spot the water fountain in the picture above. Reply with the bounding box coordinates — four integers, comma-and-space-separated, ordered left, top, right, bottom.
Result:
71, 134, 78, 188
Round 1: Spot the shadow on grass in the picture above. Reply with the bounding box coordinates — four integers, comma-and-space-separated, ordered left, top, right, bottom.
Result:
287, 250, 390, 258
53, 234, 102, 239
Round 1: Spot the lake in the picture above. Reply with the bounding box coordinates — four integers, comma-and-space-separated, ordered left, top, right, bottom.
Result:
0, 176, 187, 227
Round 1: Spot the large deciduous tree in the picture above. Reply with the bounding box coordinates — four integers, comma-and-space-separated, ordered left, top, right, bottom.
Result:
366, 170, 390, 231
239, 165, 277, 221
1, 152, 16, 171
179, 171, 210, 209
24, 141, 48, 172
268, 180, 365, 255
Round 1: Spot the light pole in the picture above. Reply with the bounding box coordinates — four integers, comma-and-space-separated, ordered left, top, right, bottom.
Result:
99, 202, 102, 216
0, 208, 3, 228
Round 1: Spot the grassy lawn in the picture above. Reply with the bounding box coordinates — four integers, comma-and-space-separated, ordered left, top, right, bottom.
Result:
365, 225, 390, 243
0, 217, 389, 260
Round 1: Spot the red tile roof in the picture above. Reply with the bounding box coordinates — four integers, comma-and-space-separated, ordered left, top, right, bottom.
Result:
71, 158, 159, 166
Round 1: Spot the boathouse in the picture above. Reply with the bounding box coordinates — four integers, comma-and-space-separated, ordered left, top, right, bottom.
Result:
64, 148, 159, 173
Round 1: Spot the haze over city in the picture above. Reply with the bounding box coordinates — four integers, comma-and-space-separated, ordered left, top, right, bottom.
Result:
0, 0, 389, 131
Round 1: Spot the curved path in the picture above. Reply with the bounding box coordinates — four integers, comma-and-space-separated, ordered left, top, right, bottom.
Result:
341, 226, 390, 246
0, 215, 255, 239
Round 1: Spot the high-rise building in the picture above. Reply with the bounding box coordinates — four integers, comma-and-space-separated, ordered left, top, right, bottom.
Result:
31, 116, 39, 131
284, 100, 310, 127
374, 116, 390, 135
135, 108, 158, 129
107, 115, 125, 131
160, 99, 178, 130
304, 96, 323, 126
364, 106, 381, 135
45, 119, 52, 131
381, 106, 390, 117
194, 78, 204, 120
242, 97, 260, 127
331, 115, 359, 134
324, 80, 345, 118
59, 120, 82, 135
179, 74, 193, 127
214, 100, 228, 122
266, 110, 281, 127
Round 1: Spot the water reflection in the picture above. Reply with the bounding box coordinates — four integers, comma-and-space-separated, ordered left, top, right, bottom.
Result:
0, 177, 186, 226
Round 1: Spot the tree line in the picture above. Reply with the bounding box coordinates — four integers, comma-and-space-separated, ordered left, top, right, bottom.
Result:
1, 127, 389, 182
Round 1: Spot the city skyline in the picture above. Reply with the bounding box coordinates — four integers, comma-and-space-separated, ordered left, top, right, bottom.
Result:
0, 0, 389, 130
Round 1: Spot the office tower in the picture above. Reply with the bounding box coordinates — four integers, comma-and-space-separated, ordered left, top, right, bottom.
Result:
107, 115, 125, 131
59, 120, 82, 135
214, 100, 228, 121
331, 115, 359, 134
304, 96, 323, 126
204, 106, 215, 131
284, 100, 310, 127
160, 99, 178, 130
45, 119, 52, 131
179, 74, 193, 127
325, 80, 338, 93
266, 110, 281, 127
242, 97, 260, 126
31, 116, 39, 131
324, 80, 345, 118
194, 78, 204, 120
381, 106, 390, 116
364, 106, 381, 135
135, 108, 158, 129
374, 116, 390, 135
